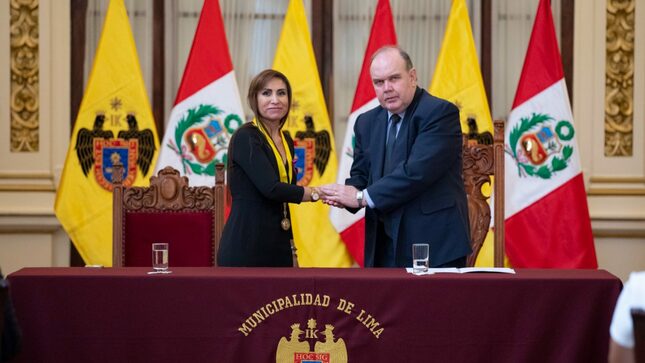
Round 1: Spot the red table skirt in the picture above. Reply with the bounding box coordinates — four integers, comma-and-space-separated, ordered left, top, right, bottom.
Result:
8, 267, 621, 363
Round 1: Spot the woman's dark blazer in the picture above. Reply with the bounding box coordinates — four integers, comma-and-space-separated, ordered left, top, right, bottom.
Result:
217, 122, 304, 267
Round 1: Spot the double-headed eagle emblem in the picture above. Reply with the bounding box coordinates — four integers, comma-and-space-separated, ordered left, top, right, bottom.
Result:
276, 321, 347, 363
75, 112, 156, 190
294, 116, 331, 175
288, 116, 332, 186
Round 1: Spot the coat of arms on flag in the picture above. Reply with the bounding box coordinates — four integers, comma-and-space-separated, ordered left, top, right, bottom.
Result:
92, 138, 138, 190
166, 104, 242, 176
290, 115, 331, 186
506, 113, 575, 179
75, 100, 156, 191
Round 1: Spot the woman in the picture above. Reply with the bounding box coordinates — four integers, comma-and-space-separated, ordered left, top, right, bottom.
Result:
217, 69, 321, 267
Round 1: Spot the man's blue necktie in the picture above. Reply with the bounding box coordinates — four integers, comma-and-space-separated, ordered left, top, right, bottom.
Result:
383, 114, 401, 174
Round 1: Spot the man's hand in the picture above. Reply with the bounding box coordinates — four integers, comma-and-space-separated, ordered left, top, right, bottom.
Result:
319, 184, 360, 208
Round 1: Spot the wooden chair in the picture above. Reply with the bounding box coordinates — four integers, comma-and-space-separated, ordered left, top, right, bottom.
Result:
633, 308, 645, 363
112, 164, 225, 267
462, 119, 505, 267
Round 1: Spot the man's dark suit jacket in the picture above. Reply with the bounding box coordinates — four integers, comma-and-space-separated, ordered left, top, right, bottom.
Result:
346, 87, 471, 267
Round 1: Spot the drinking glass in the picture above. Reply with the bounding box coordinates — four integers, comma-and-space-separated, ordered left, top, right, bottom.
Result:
412, 243, 430, 273
152, 242, 169, 272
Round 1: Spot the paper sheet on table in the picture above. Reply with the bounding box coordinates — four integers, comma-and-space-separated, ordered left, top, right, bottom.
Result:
406, 267, 515, 275
459, 267, 515, 274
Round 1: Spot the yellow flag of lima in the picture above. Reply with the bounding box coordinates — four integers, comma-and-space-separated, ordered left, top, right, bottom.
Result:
54, 0, 159, 266
273, 0, 352, 267
429, 0, 499, 266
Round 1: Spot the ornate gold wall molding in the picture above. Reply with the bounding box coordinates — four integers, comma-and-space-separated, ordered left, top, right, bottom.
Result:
10, 0, 39, 152
605, 0, 634, 157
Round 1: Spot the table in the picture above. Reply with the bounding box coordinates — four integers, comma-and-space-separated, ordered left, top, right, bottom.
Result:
8, 268, 621, 363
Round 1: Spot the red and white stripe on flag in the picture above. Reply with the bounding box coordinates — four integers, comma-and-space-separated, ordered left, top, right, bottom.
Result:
330, 0, 397, 266
504, 0, 597, 268
154, 0, 245, 188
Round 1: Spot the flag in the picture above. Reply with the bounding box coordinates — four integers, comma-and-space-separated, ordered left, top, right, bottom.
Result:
154, 0, 244, 186
505, 0, 597, 268
54, 0, 160, 266
273, 0, 352, 267
429, 0, 498, 266
330, 0, 397, 267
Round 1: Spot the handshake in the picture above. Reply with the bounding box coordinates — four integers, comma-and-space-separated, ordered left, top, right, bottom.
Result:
314, 184, 363, 209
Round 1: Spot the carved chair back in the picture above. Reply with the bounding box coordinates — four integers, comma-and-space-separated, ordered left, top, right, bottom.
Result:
112, 164, 225, 267
462, 120, 505, 267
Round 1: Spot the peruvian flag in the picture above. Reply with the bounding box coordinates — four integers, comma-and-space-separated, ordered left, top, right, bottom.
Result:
154, 0, 244, 187
504, 0, 597, 268
330, 0, 397, 266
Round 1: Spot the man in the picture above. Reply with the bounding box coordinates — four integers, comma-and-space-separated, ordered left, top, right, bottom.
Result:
322, 46, 471, 268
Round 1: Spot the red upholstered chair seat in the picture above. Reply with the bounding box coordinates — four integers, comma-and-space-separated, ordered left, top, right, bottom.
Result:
123, 211, 215, 267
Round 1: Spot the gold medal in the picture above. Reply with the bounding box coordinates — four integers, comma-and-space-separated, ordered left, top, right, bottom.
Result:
281, 218, 291, 231
281, 203, 291, 230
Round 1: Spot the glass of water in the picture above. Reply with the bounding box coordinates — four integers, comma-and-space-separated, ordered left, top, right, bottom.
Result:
152, 242, 169, 272
412, 243, 430, 273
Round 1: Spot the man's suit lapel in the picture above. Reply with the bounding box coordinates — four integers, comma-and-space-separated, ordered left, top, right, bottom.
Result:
371, 108, 389, 180
393, 117, 410, 165
401, 88, 424, 158
387, 88, 424, 172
